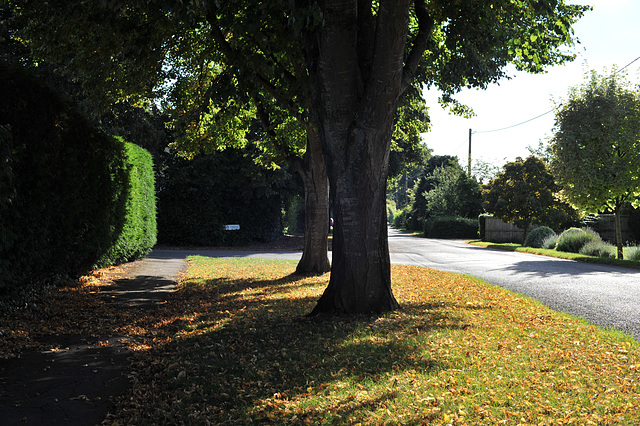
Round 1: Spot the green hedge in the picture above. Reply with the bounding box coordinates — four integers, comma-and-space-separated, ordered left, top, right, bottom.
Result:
0, 64, 157, 299
97, 140, 157, 267
0, 64, 128, 295
157, 150, 284, 246
423, 215, 479, 239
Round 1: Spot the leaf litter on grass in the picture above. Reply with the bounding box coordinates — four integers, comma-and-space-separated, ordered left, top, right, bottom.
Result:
3, 257, 639, 425
104, 257, 640, 425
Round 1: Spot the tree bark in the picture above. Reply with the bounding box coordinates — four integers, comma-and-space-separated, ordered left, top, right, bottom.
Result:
305, 0, 413, 314
615, 202, 623, 260
310, 125, 398, 314
293, 128, 331, 274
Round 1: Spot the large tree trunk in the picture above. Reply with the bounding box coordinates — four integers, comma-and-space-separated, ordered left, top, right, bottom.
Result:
310, 126, 398, 314
614, 202, 623, 260
305, 0, 413, 314
294, 128, 331, 274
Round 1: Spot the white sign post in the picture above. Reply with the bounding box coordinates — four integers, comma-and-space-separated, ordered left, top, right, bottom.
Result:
224, 224, 240, 231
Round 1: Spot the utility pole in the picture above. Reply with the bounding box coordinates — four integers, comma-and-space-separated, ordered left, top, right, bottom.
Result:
468, 128, 472, 177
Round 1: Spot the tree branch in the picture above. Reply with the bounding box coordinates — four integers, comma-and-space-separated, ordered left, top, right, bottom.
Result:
401, 0, 434, 92
204, 5, 305, 122
357, 0, 375, 92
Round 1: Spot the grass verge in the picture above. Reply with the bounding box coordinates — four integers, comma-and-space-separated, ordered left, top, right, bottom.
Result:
468, 241, 640, 270
106, 257, 639, 425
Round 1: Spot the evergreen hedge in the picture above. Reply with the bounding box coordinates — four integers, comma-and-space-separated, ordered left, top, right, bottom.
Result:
423, 215, 479, 239
157, 150, 284, 246
0, 64, 156, 297
97, 140, 157, 267
0, 64, 126, 294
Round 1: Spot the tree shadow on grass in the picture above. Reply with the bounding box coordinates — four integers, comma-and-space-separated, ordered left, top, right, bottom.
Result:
113, 265, 472, 424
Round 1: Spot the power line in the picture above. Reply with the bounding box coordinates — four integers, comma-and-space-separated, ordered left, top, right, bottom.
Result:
473, 109, 554, 134
618, 55, 640, 73
472, 55, 640, 135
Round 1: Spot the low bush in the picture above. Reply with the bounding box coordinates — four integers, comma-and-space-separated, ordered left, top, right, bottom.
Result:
423, 215, 478, 239
542, 234, 559, 249
624, 246, 640, 261
393, 207, 410, 229
579, 240, 616, 258
524, 226, 556, 248
555, 227, 601, 253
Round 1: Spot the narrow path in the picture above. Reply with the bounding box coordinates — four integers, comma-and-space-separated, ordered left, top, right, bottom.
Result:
0, 256, 187, 425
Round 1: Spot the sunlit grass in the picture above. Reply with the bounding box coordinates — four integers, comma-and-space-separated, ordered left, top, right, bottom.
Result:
469, 240, 640, 269
109, 257, 640, 425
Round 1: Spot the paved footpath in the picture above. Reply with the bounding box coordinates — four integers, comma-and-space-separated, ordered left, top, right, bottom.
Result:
0, 256, 187, 426
2, 236, 639, 424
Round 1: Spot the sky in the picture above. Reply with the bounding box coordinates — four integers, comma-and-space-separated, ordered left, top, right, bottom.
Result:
421, 0, 640, 171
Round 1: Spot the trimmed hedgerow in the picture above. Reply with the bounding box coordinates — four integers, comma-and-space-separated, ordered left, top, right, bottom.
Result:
579, 240, 616, 258
97, 140, 157, 267
0, 64, 129, 295
555, 227, 601, 253
524, 226, 557, 248
157, 150, 284, 246
423, 215, 479, 239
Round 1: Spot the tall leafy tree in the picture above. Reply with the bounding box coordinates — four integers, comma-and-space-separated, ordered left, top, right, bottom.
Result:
9, 0, 589, 314
551, 70, 640, 258
407, 155, 458, 230
424, 164, 482, 219
483, 156, 577, 242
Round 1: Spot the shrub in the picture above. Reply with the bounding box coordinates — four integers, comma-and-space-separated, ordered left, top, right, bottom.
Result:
157, 150, 284, 246
96, 141, 157, 267
524, 226, 556, 248
624, 246, 640, 261
423, 215, 478, 239
555, 227, 601, 253
393, 207, 410, 229
0, 64, 130, 295
579, 240, 616, 258
542, 234, 559, 249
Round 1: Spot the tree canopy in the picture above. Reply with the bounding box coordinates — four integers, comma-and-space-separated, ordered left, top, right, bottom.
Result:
483, 156, 577, 242
5, 0, 590, 314
424, 164, 482, 219
551, 70, 640, 258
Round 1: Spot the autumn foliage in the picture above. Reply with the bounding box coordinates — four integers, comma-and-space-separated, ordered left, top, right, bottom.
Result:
2, 257, 639, 424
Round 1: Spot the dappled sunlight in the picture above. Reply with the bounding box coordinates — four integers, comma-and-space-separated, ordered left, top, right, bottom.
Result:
103, 258, 640, 425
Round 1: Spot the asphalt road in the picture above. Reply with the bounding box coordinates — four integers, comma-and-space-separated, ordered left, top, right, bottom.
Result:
149, 228, 640, 340
387, 228, 640, 341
